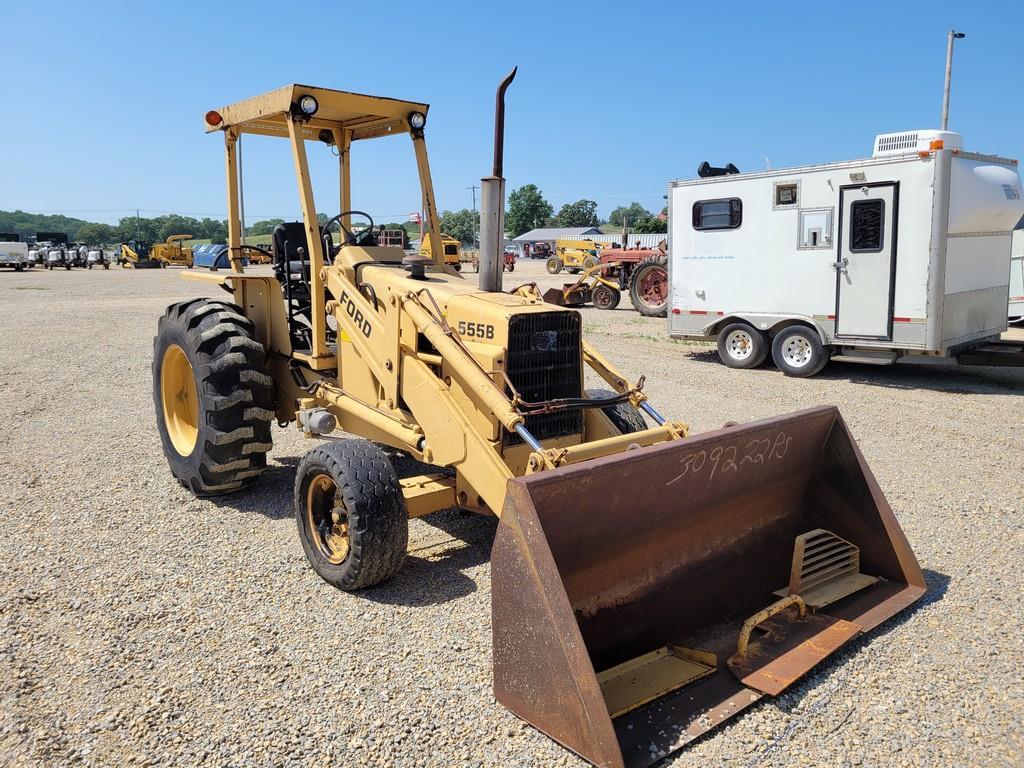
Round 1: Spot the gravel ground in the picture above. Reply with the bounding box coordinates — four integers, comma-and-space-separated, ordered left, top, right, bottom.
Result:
1, 259, 1022, 768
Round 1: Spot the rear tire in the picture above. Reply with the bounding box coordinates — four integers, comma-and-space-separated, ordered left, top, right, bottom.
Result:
546, 257, 562, 274
152, 298, 274, 495
582, 255, 599, 272
771, 325, 829, 377
294, 439, 408, 590
586, 388, 646, 434
717, 322, 769, 369
629, 253, 668, 317
591, 284, 621, 310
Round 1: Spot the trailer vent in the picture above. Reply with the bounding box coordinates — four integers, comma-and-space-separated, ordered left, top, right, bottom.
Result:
873, 130, 962, 157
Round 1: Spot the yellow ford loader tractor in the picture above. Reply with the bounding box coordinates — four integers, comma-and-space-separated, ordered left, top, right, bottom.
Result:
152, 81, 925, 768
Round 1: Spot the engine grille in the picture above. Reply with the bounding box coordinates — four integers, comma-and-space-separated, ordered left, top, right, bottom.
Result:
504, 311, 583, 445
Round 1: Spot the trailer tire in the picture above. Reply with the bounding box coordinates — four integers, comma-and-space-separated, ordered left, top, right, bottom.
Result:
629, 253, 668, 317
717, 322, 769, 369
546, 257, 563, 274
153, 298, 274, 495
586, 388, 646, 434
771, 325, 829, 377
592, 284, 621, 310
294, 439, 408, 591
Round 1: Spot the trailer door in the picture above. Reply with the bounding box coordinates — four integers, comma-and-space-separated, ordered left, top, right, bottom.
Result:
835, 183, 898, 338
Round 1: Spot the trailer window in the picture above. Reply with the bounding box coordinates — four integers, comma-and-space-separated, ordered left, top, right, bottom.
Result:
693, 198, 742, 230
849, 199, 884, 252
773, 181, 799, 208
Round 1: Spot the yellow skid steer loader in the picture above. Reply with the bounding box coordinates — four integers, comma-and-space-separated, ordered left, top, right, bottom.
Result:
151, 79, 925, 768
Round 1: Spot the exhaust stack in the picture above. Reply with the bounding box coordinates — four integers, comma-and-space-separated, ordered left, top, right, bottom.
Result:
479, 67, 516, 293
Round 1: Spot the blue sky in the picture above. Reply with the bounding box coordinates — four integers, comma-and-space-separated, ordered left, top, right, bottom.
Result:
2, 0, 1022, 226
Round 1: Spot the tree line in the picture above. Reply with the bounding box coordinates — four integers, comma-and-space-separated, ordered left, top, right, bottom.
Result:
436, 185, 667, 245
0, 210, 230, 245
2, 186, 665, 248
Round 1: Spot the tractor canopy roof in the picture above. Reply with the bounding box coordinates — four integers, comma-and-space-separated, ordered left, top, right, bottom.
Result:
204, 84, 430, 142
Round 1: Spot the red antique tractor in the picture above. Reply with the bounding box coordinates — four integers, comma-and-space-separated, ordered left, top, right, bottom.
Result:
601, 239, 668, 317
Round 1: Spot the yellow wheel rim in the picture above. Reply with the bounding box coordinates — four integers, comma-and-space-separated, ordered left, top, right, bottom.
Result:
306, 474, 350, 564
161, 344, 199, 456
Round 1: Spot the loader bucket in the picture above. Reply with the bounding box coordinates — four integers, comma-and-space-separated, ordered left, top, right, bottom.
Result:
543, 284, 591, 307
492, 406, 925, 768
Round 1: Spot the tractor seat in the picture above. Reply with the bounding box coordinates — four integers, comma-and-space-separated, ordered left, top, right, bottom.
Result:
272, 222, 310, 281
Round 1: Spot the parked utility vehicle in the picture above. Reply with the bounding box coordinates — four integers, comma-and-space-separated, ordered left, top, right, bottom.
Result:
419, 231, 461, 268
0, 234, 28, 271
39, 232, 72, 270
668, 130, 1024, 375
87, 248, 110, 269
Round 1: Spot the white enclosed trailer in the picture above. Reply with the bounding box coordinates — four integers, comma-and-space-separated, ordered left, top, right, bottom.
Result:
1010, 226, 1024, 323
0, 234, 28, 271
668, 130, 1024, 375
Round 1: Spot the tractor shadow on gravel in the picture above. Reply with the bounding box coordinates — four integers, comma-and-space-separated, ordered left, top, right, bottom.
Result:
362, 509, 498, 607
684, 349, 1023, 396
218, 456, 300, 521
216, 448, 497, 606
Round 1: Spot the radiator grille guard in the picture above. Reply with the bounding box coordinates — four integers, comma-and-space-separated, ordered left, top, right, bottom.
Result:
504, 311, 583, 445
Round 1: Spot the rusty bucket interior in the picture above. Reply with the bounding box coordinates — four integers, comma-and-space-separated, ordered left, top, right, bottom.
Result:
543, 284, 591, 306
491, 406, 925, 768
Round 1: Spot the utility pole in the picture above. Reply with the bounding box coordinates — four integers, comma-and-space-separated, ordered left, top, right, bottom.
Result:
941, 29, 966, 131
467, 184, 479, 247
136, 209, 141, 240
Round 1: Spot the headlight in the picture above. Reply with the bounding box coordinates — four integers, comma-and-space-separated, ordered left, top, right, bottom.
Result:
298, 95, 318, 116
408, 111, 426, 130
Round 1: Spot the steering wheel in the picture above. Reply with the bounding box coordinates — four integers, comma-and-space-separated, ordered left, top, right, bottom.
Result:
320, 211, 376, 254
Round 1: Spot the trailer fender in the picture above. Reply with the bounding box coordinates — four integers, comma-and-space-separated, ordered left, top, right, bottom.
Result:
705, 314, 830, 346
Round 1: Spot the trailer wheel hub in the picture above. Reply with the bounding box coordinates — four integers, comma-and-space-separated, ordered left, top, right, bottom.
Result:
725, 329, 754, 359
780, 335, 813, 368
160, 344, 199, 456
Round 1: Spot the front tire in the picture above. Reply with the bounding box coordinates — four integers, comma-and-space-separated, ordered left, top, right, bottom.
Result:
546, 257, 562, 274
586, 388, 646, 434
294, 440, 408, 590
629, 253, 668, 317
591, 284, 621, 310
152, 298, 274, 495
771, 325, 829, 377
717, 322, 769, 369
